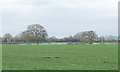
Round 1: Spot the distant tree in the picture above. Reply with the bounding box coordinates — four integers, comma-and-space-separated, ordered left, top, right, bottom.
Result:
104, 35, 117, 42
74, 32, 82, 40
22, 24, 48, 44
83, 31, 97, 44
62, 36, 79, 42
99, 36, 105, 43
67, 36, 73, 42
0, 35, 2, 43
74, 31, 97, 44
13, 35, 19, 43
48, 36, 58, 42
2, 33, 13, 43
19, 30, 31, 43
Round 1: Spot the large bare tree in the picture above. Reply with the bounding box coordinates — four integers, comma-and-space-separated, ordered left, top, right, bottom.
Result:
21, 24, 48, 44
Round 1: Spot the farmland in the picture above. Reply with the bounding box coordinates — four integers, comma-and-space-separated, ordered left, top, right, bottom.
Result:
2, 43, 118, 70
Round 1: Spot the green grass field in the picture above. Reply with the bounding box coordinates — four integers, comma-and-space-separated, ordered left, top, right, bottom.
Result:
2, 43, 118, 70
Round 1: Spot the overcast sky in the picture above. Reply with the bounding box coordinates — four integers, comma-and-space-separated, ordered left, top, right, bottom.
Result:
0, 0, 119, 38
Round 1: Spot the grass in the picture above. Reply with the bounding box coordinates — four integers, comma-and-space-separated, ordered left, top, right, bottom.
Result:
2, 43, 118, 70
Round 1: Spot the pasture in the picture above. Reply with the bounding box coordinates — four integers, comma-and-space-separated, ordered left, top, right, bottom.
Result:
2, 43, 118, 70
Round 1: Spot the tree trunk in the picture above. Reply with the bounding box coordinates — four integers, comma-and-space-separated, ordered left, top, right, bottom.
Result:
37, 40, 39, 45
89, 42, 92, 44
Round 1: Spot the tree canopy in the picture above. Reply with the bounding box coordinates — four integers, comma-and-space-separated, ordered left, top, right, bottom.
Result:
21, 24, 48, 44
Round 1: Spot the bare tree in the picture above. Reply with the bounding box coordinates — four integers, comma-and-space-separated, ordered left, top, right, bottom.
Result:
48, 36, 58, 42
3, 33, 13, 43
74, 31, 97, 44
104, 35, 116, 43
22, 24, 48, 44
74, 32, 82, 40
83, 31, 97, 44
99, 36, 105, 43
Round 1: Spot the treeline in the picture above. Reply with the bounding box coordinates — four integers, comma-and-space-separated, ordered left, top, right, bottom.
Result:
0, 24, 118, 44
